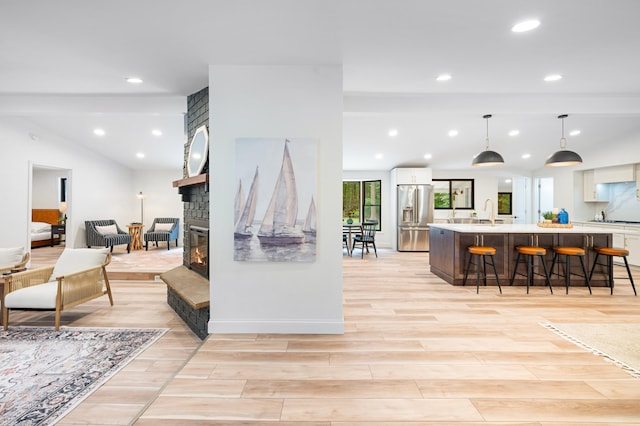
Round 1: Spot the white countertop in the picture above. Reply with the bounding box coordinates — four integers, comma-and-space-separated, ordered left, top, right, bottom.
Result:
572, 220, 640, 228
429, 223, 615, 234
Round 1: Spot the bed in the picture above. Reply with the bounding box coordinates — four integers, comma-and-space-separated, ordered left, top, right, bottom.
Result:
31, 209, 61, 248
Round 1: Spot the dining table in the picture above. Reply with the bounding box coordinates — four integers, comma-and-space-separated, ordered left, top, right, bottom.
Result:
342, 222, 362, 255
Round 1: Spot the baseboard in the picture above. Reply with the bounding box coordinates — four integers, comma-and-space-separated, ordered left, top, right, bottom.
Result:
208, 319, 344, 334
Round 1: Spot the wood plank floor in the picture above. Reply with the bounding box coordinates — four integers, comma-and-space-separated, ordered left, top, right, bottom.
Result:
13, 246, 640, 425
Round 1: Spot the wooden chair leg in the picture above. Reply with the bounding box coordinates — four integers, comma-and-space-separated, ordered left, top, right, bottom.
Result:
2, 307, 8, 330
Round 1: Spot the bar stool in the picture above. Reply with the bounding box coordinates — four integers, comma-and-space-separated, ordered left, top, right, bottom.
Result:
463, 245, 502, 294
589, 247, 636, 296
510, 246, 553, 294
550, 246, 592, 295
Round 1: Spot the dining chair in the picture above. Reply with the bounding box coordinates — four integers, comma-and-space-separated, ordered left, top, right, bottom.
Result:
352, 221, 378, 258
342, 227, 351, 256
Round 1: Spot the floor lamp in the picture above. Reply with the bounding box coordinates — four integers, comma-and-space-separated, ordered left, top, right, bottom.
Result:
136, 191, 145, 224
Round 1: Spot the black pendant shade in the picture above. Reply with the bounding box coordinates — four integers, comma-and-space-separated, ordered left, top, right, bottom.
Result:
544, 149, 583, 167
472, 114, 504, 166
472, 149, 505, 166
545, 114, 582, 167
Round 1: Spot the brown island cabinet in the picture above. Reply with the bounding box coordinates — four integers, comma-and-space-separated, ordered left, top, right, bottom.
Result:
429, 223, 612, 288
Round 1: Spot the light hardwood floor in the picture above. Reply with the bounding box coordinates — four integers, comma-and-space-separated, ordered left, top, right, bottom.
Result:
15, 246, 640, 424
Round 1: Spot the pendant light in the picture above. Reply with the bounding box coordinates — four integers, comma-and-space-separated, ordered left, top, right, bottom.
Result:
472, 114, 504, 166
545, 114, 583, 166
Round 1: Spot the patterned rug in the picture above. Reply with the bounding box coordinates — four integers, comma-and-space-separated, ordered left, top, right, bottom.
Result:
543, 322, 640, 379
0, 327, 167, 425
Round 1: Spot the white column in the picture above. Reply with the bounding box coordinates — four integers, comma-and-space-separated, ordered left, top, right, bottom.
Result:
209, 65, 344, 334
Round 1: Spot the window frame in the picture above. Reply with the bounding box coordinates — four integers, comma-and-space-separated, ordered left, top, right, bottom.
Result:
498, 192, 512, 215
432, 178, 475, 210
342, 179, 382, 231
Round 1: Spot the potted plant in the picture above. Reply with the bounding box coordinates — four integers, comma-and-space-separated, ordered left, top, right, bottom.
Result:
542, 211, 554, 223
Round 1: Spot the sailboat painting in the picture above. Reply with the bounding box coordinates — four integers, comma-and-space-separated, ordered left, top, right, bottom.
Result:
234, 166, 258, 239
234, 138, 317, 262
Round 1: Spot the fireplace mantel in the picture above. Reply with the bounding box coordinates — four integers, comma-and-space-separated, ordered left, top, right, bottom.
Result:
172, 173, 208, 188
173, 173, 208, 201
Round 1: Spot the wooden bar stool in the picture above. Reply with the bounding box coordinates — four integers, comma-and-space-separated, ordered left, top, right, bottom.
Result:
589, 247, 637, 295
463, 246, 502, 294
550, 246, 592, 295
510, 246, 553, 294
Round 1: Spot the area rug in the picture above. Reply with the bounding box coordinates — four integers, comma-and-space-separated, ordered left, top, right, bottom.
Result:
0, 327, 167, 426
543, 322, 640, 379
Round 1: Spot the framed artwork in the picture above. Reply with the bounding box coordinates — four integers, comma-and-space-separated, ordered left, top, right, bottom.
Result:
498, 192, 512, 215
234, 138, 317, 262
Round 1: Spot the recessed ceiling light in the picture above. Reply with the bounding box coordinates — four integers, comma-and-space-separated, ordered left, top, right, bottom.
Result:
448, 130, 458, 137
126, 77, 143, 84
93, 128, 105, 136
509, 130, 520, 136
151, 129, 163, 136
388, 129, 398, 137
424, 153, 433, 160
512, 19, 540, 33
544, 74, 563, 82
522, 153, 531, 159
436, 74, 452, 81
136, 152, 145, 158
505, 179, 512, 183
375, 153, 383, 160
569, 130, 581, 136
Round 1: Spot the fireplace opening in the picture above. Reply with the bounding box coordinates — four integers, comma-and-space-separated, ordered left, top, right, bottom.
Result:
189, 225, 209, 278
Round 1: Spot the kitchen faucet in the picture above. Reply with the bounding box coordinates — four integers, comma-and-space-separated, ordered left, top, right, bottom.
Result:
484, 198, 495, 226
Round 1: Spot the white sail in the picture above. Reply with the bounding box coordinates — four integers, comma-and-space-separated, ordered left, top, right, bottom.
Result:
235, 167, 259, 239
303, 196, 316, 234
258, 140, 304, 245
234, 180, 245, 227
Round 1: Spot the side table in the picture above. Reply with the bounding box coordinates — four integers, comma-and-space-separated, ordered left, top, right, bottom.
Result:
51, 223, 66, 246
128, 223, 144, 251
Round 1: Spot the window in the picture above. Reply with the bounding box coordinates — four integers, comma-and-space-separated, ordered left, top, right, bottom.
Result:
342, 180, 382, 230
433, 179, 474, 210
498, 192, 512, 215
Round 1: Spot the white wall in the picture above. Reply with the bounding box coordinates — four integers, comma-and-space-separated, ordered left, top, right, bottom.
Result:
342, 170, 391, 248
32, 168, 67, 208
0, 117, 183, 251
132, 170, 184, 244
210, 65, 344, 334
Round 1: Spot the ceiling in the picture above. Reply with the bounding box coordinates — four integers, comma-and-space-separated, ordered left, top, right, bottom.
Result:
2, 0, 640, 172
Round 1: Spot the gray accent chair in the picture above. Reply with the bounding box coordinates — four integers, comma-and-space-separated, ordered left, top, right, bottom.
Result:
144, 218, 180, 250
85, 220, 132, 253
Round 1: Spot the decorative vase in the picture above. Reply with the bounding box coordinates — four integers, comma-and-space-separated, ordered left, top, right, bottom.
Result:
347, 218, 353, 224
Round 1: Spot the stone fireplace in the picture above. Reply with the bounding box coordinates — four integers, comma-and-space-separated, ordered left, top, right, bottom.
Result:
160, 86, 211, 340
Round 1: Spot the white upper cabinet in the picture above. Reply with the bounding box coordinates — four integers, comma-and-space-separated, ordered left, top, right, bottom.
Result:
391, 168, 432, 185
593, 164, 635, 183
583, 170, 606, 202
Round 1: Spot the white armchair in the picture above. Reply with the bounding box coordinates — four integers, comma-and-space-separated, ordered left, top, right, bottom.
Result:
0, 247, 30, 275
2, 248, 113, 330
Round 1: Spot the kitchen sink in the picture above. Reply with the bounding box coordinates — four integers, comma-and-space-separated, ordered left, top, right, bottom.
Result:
447, 218, 504, 224
448, 218, 480, 224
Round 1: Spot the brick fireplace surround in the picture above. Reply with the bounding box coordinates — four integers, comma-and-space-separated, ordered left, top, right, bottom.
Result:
161, 87, 210, 339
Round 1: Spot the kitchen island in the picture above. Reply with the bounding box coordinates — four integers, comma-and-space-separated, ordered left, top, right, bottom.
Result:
429, 223, 613, 288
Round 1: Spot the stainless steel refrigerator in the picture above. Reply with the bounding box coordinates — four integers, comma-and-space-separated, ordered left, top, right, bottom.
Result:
397, 184, 434, 251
